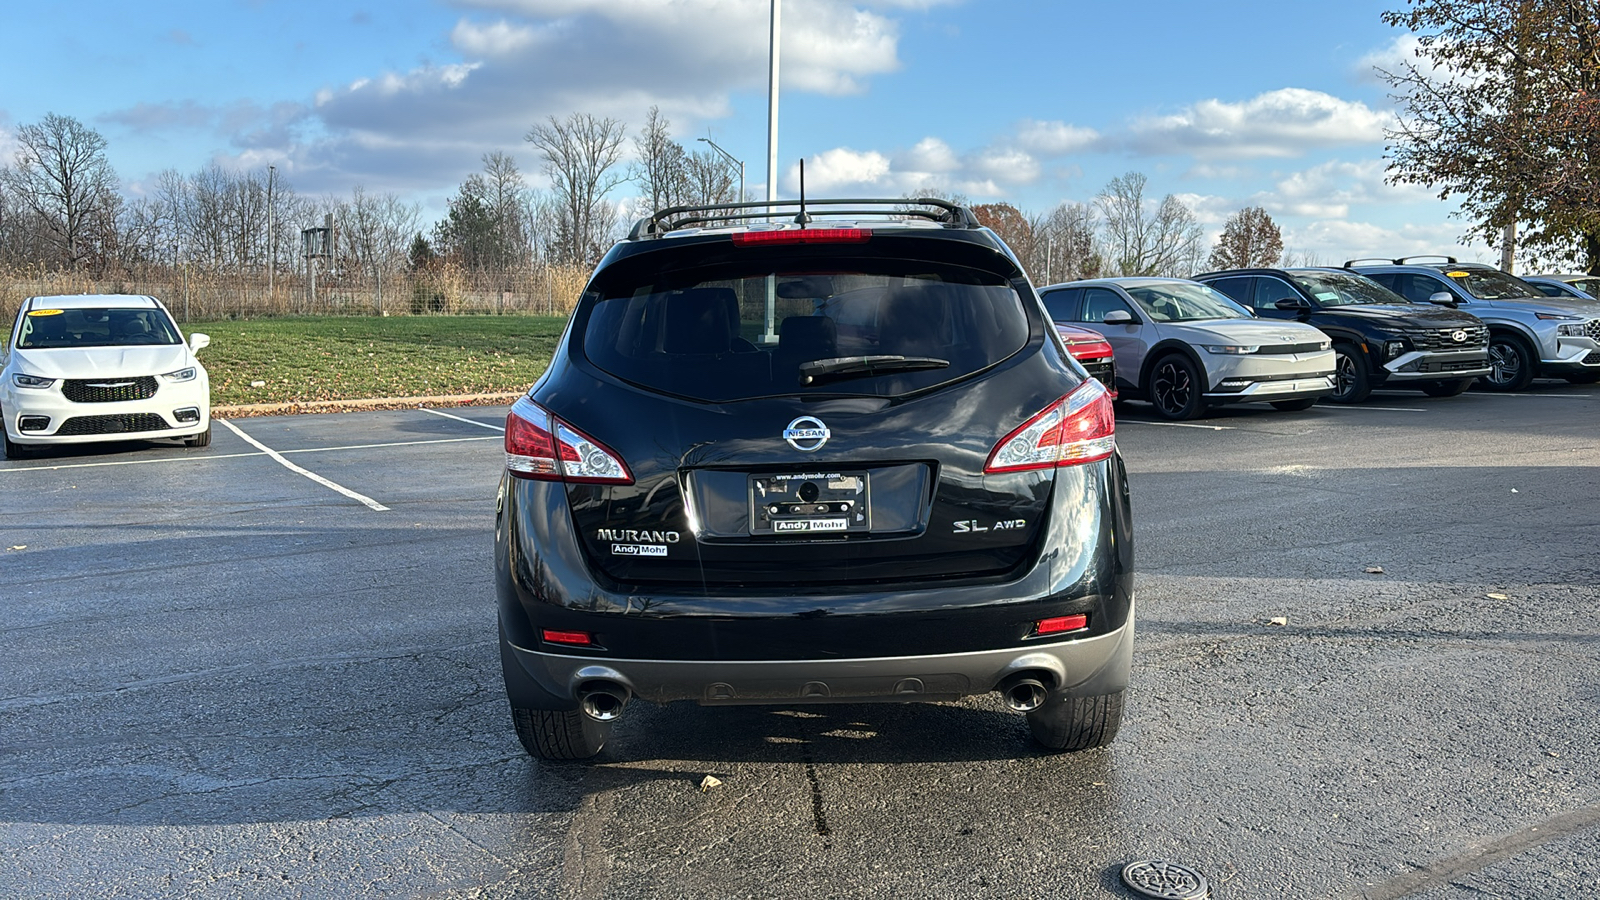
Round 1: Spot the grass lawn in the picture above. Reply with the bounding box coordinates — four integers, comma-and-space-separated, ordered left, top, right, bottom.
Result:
192, 315, 566, 406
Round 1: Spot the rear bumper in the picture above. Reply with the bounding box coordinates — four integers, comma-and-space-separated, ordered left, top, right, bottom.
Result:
503, 610, 1135, 706
495, 454, 1136, 705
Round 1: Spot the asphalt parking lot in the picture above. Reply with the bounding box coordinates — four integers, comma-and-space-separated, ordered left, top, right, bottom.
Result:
3, 385, 1598, 899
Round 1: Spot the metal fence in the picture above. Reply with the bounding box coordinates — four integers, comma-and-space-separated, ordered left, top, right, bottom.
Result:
0, 263, 590, 324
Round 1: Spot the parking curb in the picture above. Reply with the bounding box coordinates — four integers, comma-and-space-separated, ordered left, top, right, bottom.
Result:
212, 391, 525, 419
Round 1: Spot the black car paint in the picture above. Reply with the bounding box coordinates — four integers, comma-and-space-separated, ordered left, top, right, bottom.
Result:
495, 217, 1133, 754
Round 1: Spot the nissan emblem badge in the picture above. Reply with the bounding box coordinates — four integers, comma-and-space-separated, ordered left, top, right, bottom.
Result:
783, 416, 830, 452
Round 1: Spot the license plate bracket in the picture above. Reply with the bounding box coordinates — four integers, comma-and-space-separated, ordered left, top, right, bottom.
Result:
749, 471, 871, 535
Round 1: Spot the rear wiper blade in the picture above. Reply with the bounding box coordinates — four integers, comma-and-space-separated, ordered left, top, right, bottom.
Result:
797, 355, 949, 385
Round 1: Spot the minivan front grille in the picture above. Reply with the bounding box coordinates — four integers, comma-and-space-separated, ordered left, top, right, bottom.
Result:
55, 413, 172, 436
63, 376, 159, 403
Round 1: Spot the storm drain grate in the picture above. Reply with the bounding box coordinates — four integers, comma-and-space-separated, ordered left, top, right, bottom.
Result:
1121, 859, 1209, 899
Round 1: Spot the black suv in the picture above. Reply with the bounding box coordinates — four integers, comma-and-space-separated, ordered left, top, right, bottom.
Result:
495, 199, 1134, 759
1195, 267, 1490, 402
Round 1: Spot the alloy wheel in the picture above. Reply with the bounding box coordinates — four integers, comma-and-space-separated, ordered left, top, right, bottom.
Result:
1486, 341, 1522, 387
1334, 353, 1359, 399
1151, 360, 1193, 416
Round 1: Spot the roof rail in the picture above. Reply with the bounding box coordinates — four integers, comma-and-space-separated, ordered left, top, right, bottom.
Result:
1395, 255, 1458, 265
627, 197, 981, 240
1342, 257, 1393, 268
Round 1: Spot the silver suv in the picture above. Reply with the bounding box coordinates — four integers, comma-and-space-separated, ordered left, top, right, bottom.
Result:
1348, 258, 1600, 389
1039, 277, 1335, 420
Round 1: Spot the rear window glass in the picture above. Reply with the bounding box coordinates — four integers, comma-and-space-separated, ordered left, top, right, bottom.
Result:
17, 307, 181, 349
580, 259, 1031, 401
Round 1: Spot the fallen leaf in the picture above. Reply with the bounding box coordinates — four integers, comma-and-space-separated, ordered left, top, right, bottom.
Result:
1364, 566, 1385, 575
699, 775, 723, 792
1267, 616, 1288, 626
7, 545, 25, 551
1486, 592, 1509, 601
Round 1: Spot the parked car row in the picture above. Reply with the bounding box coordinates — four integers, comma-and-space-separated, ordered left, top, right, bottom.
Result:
1041, 257, 1600, 420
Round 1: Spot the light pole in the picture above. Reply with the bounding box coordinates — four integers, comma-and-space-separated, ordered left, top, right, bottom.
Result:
767, 0, 780, 210
266, 165, 276, 300
697, 137, 745, 205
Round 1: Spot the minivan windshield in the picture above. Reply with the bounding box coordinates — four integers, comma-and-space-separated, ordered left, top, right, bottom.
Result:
581, 259, 1031, 402
1442, 267, 1541, 300
1288, 271, 1412, 306
1124, 282, 1251, 321
17, 307, 182, 349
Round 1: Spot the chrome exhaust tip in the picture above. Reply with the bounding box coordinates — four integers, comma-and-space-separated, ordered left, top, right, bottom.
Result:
997, 672, 1053, 713
576, 681, 631, 722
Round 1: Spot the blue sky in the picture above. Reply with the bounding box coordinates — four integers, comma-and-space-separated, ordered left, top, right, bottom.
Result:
1, 0, 1494, 262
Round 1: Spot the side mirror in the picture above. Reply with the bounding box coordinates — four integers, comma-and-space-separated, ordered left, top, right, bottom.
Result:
1427, 292, 1457, 306
1102, 310, 1135, 325
189, 333, 210, 352
1273, 297, 1311, 311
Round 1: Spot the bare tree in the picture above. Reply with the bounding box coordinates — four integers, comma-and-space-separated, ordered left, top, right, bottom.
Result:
1096, 172, 1204, 277
1037, 202, 1102, 284
526, 113, 628, 266
631, 107, 690, 214
1207, 206, 1284, 271
0, 113, 120, 269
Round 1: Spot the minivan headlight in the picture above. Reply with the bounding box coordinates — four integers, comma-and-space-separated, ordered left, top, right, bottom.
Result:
12, 373, 55, 389
1202, 345, 1259, 355
162, 367, 198, 383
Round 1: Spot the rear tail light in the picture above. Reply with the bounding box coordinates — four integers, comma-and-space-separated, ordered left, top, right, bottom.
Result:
985, 379, 1115, 473
730, 228, 870, 246
505, 397, 633, 484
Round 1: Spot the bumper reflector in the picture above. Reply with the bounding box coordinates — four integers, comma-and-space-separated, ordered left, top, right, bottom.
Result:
541, 629, 594, 646
1034, 614, 1089, 636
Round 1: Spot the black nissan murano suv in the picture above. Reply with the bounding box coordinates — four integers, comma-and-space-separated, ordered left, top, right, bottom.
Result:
495, 199, 1135, 759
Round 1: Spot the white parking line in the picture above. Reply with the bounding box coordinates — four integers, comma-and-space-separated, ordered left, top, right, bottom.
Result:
218, 420, 390, 512
1118, 420, 1235, 431
0, 436, 496, 474
1467, 392, 1593, 399
420, 407, 506, 431
1319, 405, 1427, 413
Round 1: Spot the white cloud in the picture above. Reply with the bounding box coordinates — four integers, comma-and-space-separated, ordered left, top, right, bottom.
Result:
1254, 159, 1433, 220
1015, 119, 1099, 156
1286, 218, 1494, 266
793, 147, 892, 191
1125, 88, 1395, 159
120, 0, 928, 196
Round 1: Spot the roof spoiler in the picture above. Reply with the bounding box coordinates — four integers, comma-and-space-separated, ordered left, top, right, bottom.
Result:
628, 197, 981, 239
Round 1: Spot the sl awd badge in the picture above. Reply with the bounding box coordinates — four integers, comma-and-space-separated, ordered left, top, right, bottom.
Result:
783, 416, 830, 452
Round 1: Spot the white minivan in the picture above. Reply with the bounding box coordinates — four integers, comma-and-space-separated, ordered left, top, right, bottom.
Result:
2, 294, 211, 458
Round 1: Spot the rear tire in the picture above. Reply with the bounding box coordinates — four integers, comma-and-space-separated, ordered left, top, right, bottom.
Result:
1481, 332, 1536, 391
184, 427, 212, 448
1329, 344, 1372, 403
1026, 690, 1125, 751
1270, 398, 1317, 411
512, 706, 611, 760
1421, 378, 1473, 397
1147, 355, 1205, 421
